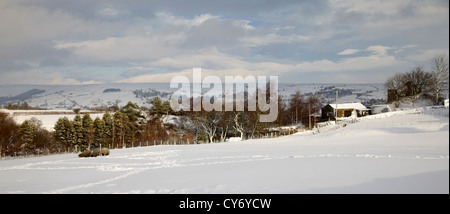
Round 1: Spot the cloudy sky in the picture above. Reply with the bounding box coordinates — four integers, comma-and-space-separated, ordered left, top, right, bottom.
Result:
0, 0, 448, 85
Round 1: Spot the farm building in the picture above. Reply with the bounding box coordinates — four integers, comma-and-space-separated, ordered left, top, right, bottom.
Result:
322, 103, 369, 121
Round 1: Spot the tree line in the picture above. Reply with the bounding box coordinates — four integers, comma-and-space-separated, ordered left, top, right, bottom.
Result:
174, 83, 322, 143
1, 112, 56, 158
53, 99, 185, 152
3, 102, 45, 110
0, 99, 179, 158
1, 83, 324, 158
385, 53, 449, 104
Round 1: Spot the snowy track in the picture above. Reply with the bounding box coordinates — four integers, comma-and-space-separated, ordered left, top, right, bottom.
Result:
1, 111, 448, 194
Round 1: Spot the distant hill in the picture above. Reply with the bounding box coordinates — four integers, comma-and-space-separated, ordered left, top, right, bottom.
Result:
0, 83, 386, 110
103, 88, 121, 93
0, 89, 45, 106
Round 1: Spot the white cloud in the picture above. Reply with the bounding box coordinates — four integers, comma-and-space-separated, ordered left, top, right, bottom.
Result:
98, 7, 119, 17
117, 67, 270, 83
54, 12, 309, 64
401, 45, 417, 49
330, 0, 410, 15
366, 45, 392, 56
293, 45, 397, 73
1, 1, 448, 85
156, 12, 218, 27
406, 49, 450, 62
394, 45, 417, 54
54, 33, 183, 61
0, 2, 123, 47
0, 68, 104, 85
240, 33, 310, 47
337, 49, 359, 55
118, 44, 403, 83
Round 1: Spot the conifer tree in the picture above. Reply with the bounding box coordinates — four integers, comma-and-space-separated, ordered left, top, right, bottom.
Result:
121, 102, 145, 146
113, 111, 129, 148
122, 113, 131, 148
103, 111, 113, 146
150, 97, 171, 117
17, 120, 37, 151
150, 97, 164, 117
82, 113, 94, 149
54, 117, 65, 144
93, 117, 105, 148
54, 117, 75, 147
72, 114, 84, 148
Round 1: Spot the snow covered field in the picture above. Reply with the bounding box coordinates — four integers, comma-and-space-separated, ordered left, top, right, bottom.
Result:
0, 109, 448, 194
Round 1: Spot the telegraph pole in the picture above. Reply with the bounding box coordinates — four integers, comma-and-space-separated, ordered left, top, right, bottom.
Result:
308, 105, 311, 130
335, 91, 339, 119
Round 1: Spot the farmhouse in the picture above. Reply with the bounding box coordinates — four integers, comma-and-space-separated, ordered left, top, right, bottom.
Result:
322, 103, 369, 121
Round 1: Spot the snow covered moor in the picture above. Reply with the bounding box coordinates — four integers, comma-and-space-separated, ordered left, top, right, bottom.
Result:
0, 108, 448, 194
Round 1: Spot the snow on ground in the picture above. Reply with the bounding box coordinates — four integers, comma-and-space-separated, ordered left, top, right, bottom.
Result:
0, 109, 105, 131
0, 109, 448, 194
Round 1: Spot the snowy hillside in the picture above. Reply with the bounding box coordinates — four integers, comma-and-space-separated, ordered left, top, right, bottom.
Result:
0, 108, 447, 194
0, 83, 176, 109
0, 83, 386, 109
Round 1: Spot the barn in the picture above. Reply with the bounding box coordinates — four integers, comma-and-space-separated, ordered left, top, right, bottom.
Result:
322, 103, 369, 121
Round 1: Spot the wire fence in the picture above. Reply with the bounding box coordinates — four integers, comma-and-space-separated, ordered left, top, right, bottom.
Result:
2, 107, 448, 160
338, 106, 449, 130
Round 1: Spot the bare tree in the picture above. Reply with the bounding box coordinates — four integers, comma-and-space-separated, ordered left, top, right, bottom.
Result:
403, 65, 433, 97
306, 95, 321, 129
430, 53, 449, 103
191, 107, 221, 143
233, 112, 247, 140
384, 73, 405, 91
289, 90, 305, 126
201, 111, 221, 143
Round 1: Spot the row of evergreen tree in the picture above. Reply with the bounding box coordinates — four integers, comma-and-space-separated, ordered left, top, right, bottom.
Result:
53, 100, 181, 152
1, 98, 180, 158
